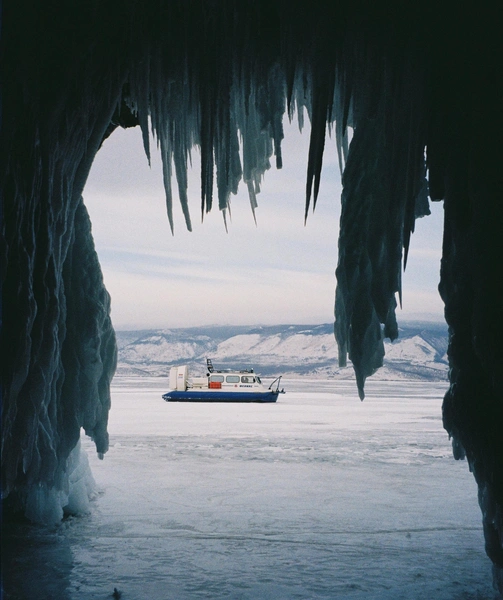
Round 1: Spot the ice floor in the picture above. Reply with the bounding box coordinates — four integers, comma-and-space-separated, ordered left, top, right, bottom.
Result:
3, 378, 500, 599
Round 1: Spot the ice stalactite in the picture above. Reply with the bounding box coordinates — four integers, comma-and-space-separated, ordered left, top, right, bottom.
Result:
334, 56, 430, 399
2, 1, 503, 593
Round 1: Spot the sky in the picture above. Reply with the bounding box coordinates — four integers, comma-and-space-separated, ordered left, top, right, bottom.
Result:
83, 119, 445, 330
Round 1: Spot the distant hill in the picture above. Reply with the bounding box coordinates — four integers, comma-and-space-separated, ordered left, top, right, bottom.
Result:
115, 321, 449, 382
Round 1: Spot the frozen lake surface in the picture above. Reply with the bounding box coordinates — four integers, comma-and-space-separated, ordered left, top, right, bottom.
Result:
3, 378, 499, 599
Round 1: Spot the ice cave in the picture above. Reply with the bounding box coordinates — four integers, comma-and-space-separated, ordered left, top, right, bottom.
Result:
2, 1, 503, 594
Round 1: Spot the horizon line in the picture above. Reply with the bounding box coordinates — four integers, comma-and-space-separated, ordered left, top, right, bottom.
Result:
114, 316, 447, 333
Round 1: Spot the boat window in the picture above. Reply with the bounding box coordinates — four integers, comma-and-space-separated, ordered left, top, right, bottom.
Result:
225, 375, 240, 383
210, 375, 225, 383
241, 376, 255, 383
256, 376, 261, 384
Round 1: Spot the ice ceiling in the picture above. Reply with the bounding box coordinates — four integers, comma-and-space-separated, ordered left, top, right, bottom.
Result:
2, 1, 503, 592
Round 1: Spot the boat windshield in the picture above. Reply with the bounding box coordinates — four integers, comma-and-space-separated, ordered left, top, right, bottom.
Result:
256, 376, 261, 384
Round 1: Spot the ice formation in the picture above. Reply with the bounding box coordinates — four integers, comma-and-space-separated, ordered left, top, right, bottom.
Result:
2, 1, 502, 592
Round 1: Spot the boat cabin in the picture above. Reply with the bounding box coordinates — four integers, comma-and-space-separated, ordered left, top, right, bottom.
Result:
168, 362, 265, 392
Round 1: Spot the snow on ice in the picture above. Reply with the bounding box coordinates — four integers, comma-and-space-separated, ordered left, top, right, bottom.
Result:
2, 379, 495, 600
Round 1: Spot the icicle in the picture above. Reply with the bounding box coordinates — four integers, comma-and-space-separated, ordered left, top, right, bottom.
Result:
159, 133, 175, 234
173, 121, 193, 232
247, 181, 258, 224
305, 104, 327, 221
129, 57, 152, 167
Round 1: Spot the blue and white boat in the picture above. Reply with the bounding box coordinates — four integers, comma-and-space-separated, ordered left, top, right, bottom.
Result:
162, 359, 284, 403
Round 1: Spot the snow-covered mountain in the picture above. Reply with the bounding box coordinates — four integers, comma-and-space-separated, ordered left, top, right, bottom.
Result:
115, 322, 449, 381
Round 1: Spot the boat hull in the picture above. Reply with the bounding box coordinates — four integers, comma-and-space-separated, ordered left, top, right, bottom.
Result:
162, 390, 278, 403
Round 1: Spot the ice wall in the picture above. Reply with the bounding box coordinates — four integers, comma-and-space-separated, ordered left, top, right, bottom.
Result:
2, 1, 502, 591
1, 1, 122, 520
1, 197, 116, 524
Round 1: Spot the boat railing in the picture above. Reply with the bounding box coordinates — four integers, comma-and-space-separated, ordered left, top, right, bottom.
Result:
268, 376, 285, 394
